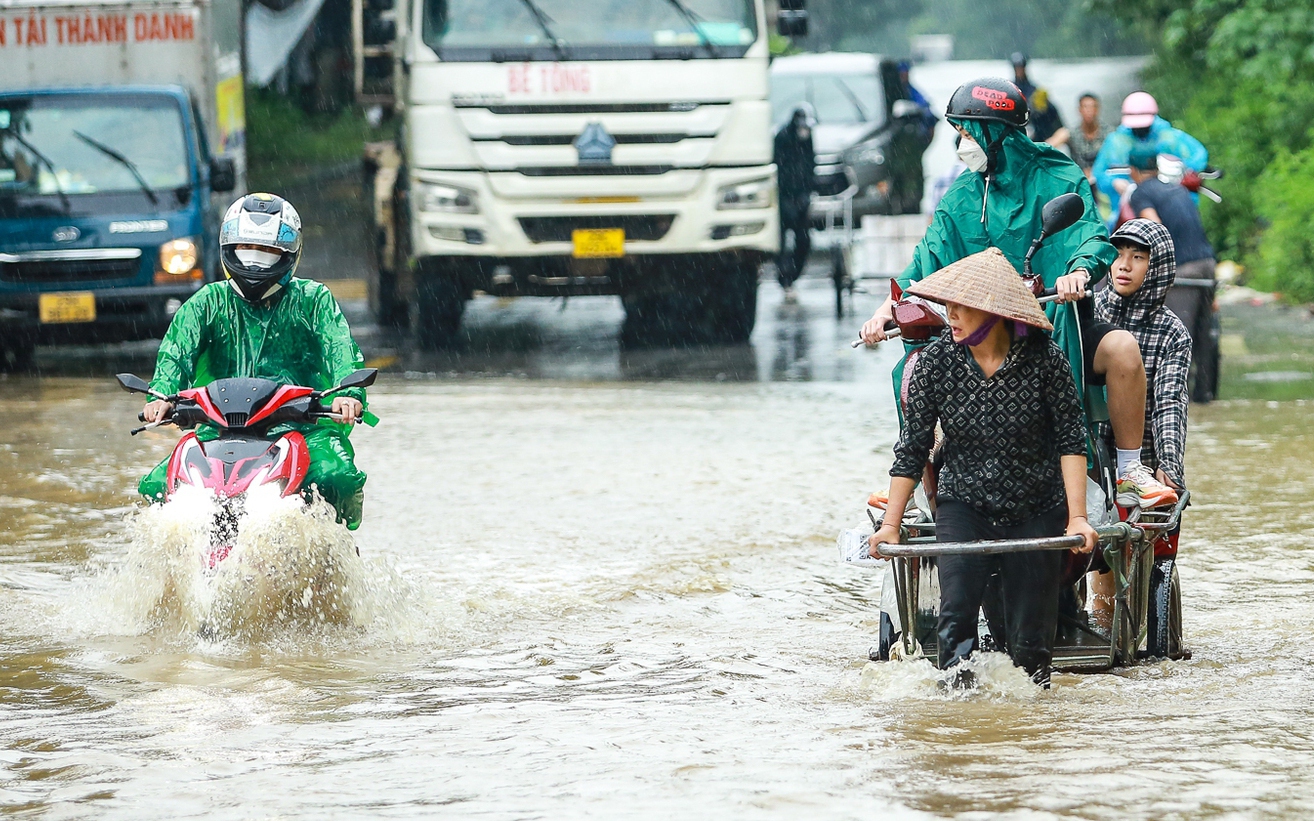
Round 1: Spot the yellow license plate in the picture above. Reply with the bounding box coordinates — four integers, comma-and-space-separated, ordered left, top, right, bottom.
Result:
572, 228, 625, 258
39, 292, 96, 324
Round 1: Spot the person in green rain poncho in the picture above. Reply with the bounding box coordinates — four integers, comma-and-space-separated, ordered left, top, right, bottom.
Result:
860, 78, 1175, 505
139, 193, 371, 529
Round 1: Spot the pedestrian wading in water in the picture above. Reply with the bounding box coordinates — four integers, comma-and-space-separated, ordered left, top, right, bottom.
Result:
868, 249, 1098, 688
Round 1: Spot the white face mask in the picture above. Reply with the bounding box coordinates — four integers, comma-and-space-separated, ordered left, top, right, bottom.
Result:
235, 247, 282, 269
956, 135, 989, 173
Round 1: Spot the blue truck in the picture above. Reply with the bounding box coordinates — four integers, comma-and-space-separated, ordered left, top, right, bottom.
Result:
0, 0, 245, 369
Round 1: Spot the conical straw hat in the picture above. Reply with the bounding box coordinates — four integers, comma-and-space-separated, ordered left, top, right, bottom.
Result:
905, 247, 1053, 331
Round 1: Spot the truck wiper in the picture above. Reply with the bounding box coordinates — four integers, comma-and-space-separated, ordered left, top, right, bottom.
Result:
3, 127, 70, 213
73, 130, 158, 206
515, 0, 567, 60
660, 0, 721, 57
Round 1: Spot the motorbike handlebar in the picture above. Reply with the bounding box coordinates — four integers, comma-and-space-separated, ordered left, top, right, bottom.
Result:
1037, 288, 1093, 303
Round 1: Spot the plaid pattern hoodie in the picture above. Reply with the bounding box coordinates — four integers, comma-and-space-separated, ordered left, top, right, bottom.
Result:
1096, 219, 1192, 487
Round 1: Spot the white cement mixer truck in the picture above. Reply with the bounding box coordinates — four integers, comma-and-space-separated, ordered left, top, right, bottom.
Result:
364, 0, 806, 347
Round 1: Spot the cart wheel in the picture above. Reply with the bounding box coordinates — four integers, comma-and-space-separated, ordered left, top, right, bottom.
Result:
1146, 557, 1174, 657
1167, 561, 1187, 659
1146, 557, 1190, 660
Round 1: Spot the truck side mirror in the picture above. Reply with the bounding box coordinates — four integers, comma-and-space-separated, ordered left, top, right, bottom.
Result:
210, 157, 236, 193
777, 0, 808, 37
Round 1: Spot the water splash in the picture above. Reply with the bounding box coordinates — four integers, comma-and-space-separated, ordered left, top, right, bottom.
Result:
85, 485, 400, 644
855, 652, 1045, 702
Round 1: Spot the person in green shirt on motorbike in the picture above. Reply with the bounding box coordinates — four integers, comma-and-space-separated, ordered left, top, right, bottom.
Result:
138, 193, 371, 529
859, 78, 1175, 507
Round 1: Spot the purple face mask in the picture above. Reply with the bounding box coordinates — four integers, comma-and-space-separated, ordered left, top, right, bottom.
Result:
956, 314, 1000, 346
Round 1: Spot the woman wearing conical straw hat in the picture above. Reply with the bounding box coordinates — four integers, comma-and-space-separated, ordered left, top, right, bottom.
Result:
868, 248, 1098, 689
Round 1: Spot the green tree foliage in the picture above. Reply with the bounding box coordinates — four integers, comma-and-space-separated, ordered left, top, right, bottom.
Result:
1100, 0, 1314, 299
1256, 148, 1314, 301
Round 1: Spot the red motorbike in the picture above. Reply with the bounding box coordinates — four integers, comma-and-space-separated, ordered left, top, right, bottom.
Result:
116, 368, 377, 569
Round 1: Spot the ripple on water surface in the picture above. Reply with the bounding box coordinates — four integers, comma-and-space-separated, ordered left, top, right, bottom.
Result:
3, 381, 1314, 818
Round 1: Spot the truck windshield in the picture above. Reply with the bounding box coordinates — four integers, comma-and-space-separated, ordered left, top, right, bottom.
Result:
771, 74, 885, 128
423, 0, 757, 60
0, 95, 189, 199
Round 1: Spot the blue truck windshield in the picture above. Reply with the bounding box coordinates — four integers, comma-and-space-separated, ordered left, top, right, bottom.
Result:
423, 0, 757, 60
0, 95, 189, 198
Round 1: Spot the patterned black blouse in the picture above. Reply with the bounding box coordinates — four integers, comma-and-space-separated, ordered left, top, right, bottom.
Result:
890, 332, 1087, 526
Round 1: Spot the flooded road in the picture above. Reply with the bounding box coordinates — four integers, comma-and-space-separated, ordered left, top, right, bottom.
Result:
3, 279, 1314, 818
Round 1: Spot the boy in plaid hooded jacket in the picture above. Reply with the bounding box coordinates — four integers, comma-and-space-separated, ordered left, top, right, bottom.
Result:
1097, 219, 1191, 498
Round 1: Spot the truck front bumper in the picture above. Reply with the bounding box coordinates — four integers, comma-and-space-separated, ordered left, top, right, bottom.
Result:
0, 284, 201, 342
409, 166, 780, 260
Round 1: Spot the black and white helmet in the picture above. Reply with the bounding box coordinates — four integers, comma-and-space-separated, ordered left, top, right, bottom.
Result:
219, 193, 302, 302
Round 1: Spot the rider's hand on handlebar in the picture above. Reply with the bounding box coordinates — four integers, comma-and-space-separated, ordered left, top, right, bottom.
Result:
860, 298, 896, 344
1066, 515, 1098, 554
867, 523, 902, 559
1055, 269, 1091, 303
142, 399, 173, 423
331, 396, 363, 425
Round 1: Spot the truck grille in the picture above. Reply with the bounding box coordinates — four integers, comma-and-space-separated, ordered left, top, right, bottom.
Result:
0, 249, 142, 284
479, 133, 693, 146
516, 165, 674, 177
518, 215, 676, 243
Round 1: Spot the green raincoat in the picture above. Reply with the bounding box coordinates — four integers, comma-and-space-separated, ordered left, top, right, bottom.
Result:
138, 278, 370, 529
894, 120, 1116, 404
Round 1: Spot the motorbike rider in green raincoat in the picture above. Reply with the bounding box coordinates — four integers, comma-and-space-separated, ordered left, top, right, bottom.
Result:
138, 193, 371, 529
860, 78, 1173, 502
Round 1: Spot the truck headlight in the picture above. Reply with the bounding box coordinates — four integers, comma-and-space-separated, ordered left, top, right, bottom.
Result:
716, 178, 774, 210
156, 237, 201, 284
418, 182, 479, 214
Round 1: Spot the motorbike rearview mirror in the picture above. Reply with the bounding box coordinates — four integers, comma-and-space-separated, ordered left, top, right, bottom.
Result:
1039, 193, 1085, 239
318, 368, 379, 399
338, 368, 378, 390
1022, 193, 1088, 276
116, 373, 171, 400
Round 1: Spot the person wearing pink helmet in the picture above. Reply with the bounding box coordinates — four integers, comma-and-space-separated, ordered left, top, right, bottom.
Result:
1091, 91, 1208, 230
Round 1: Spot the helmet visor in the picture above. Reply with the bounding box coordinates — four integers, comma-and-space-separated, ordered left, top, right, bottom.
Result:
235, 247, 283, 269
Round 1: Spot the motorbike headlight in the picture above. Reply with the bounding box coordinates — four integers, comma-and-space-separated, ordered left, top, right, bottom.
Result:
418, 182, 479, 214
717, 177, 774, 210
156, 237, 201, 284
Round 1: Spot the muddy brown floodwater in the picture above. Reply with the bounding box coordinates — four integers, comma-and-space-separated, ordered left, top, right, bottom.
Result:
2, 281, 1314, 819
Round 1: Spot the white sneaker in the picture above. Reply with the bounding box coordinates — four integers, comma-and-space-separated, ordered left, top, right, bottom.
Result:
1116, 461, 1179, 509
